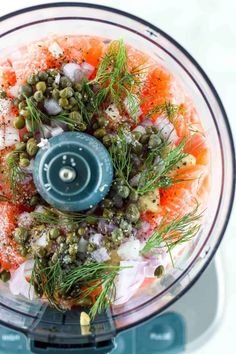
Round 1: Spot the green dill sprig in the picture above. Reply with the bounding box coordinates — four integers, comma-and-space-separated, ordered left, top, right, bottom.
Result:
24, 96, 46, 134
141, 206, 203, 265
91, 39, 146, 117
75, 80, 98, 124
32, 207, 102, 226
6, 151, 26, 195
109, 129, 133, 188
147, 101, 182, 122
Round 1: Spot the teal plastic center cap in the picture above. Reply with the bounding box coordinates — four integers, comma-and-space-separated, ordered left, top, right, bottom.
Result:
33, 132, 113, 212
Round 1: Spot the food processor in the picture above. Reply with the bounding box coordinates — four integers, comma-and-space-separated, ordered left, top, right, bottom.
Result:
0, 3, 235, 353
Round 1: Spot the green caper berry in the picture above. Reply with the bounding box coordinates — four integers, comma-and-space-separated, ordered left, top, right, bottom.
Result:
74, 83, 82, 91
119, 220, 132, 235
132, 131, 142, 141
87, 243, 96, 253
13, 116, 25, 130
94, 128, 106, 138
131, 141, 143, 155
18, 101, 26, 110
34, 90, 44, 102
77, 122, 87, 131
140, 134, 150, 144
129, 190, 139, 202
60, 76, 72, 88
48, 69, 59, 77
117, 185, 130, 199
74, 91, 82, 100
20, 152, 29, 159
66, 233, 78, 244
69, 243, 78, 256
78, 227, 86, 236
69, 111, 82, 122
19, 158, 30, 168
36, 81, 46, 93
102, 199, 113, 208
27, 74, 39, 85
69, 97, 77, 106
47, 77, 54, 85
20, 84, 33, 97
26, 138, 38, 156
148, 134, 162, 149
57, 236, 65, 244
0, 270, 11, 282
59, 97, 69, 108
102, 135, 113, 147
98, 117, 108, 127
15, 142, 26, 152
154, 265, 165, 278
18, 245, 28, 257
38, 71, 48, 81
111, 228, 124, 243
51, 88, 60, 100
29, 195, 39, 206
145, 126, 153, 135
126, 204, 140, 223
20, 108, 30, 118
103, 209, 114, 219
13, 227, 29, 244
0, 90, 7, 99
60, 87, 74, 98
49, 228, 60, 240
34, 246, 46, 257
22, 132, 33, 142
13, 98, 20, 107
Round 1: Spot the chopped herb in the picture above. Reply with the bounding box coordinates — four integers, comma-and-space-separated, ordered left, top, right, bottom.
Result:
6, 152, 26, 195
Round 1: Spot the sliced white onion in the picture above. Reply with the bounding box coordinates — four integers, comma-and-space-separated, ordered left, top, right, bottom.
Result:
9, 85, 20, 98
155, 116, 178, 144
91, 247, 110, 263
117, 239, 142, 261
48, 41, 64, 58
35, 233, 47, 247
54, 73, 61, 85
89, 233, 103, 246
63, 63, 83, 83
114, 261, 146, 305
105, 104, 121, 120
51, 126, 64, 137
9, 260, 35, 300
44, 99, 62, 116
17, 212, 34, 228
132, 125, 146, 134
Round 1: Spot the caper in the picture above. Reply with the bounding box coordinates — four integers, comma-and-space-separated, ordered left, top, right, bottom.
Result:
74, 91, 82, 100
74, 83, 82, 91
98, 117, 108, 127
111, 228, 124, 243
132, 131, 142, 141
47, 77, 54, 85
34, 90, 44, 102
15, 142, 26, 152
0, 90, 7, 99
57, 236, 66, 244
19, 158, 30, 168
59, 97, 69, 108
69, 97, 77, 106
60, 76, 72, 88
51, 88, 60, 100
102, 134, 113, 147
78, 227, 86, 236
49, 228, 60, 240
119, 220, 132, 235
117, 185, 130, 199
77, 122, 87, 131
103, 209, 114, 219
27, 74, 39, 85
20, 84, 33, 97
140, 134, 150, 144
148, 134, 162, 149
20, 152, 29, 159
26, 138, 38, 156
92, 122, 99, 130
87, 243, 96, 252
34, 246, 46, 257
131, 141, 143, 155
13, 98, 20, 107
13, 227, 29, 244
13, 116, 25, 130
0, 270, 11, 282
69, 111, 82, 122
60, 87, 74, 98
20, 108, 30, 118
154, 265, 165, 278
129, 190, 139, 202
145, 126, 153, 135
68, 243, 78, 257
35, 81, 46, 93
126, 204, 140, 223
38, 71, 48, 81
22, 132, 33, 142
94, 128, 106, 138
51, 252, 59, 264
18, 101, 26, 110
66, 232, 78, 244
29, 195, 40, 206
18, 245, 28, 257
48, 69, 59, 78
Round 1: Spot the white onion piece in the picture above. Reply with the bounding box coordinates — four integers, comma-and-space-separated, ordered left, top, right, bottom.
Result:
63, 63, 83, 83
41, 125, 52, 139
48, 41, 64, 58
34, 205, 46, 213
155, 116, 178, 144
54, 73, 61, 85
114, 261, 146, 305
35, 233, 47, 247
91, 247, 110, 263
105, 104, 121, 120
117, 239, 142, 261
141, 119, 153, 127
78, 237, 88, 253
44, 99, 62, 115
9, 261, 35, 300
81, 62, 95, 77
0, 129, 5, 150
17, 212, 34, 228
51, 126, 64, 137
9, 85, 20, 98
89, 233, 103, 246
4, 127, 19, 147
37, 138, 50, 150
132, 125, 146, 134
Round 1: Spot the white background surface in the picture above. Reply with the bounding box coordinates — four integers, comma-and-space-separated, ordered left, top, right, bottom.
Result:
1, 1, 235, 353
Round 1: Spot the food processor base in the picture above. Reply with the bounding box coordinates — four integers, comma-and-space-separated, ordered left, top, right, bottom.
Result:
0, 255, 223, 354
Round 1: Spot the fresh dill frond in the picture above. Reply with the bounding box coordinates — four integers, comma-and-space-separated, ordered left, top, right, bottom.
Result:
147, 101, 182, 122
32, 207, 102, 226
141, 206, 202, 262
91, 39, 145, 117
75, 80, 98, 124
109, 129, 133, 188
6, 151, 26, 195
24, 96, 46, 134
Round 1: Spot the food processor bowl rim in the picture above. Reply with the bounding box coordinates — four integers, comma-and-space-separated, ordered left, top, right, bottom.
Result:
0, 2, 235, 334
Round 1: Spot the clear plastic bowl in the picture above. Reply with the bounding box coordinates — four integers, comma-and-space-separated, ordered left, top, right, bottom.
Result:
0, 2, 235, 347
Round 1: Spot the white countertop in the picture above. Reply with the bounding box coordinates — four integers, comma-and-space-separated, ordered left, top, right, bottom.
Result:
1, 1, 236, 353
